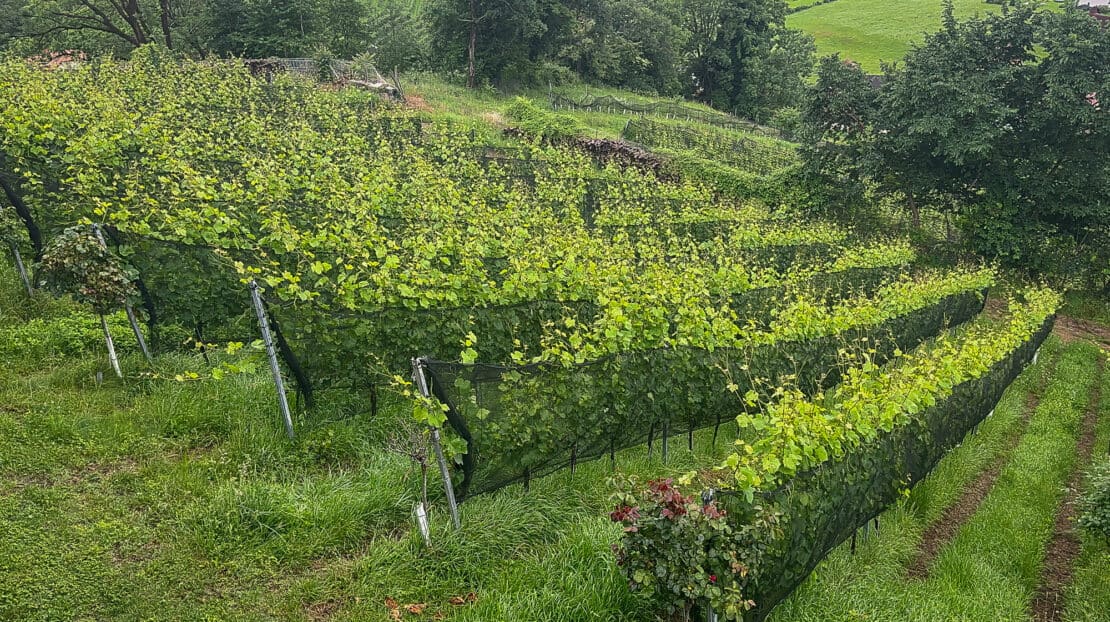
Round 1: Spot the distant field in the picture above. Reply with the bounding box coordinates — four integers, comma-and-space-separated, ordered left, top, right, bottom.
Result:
787, 0, 1010, 72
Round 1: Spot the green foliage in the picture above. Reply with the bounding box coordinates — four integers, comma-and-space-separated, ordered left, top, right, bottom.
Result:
504, 97, 585, 142
684, 0, 814, 119
37, 227, 137, 315
0, 204, 22, 244
0, 312, 131, 362
613, 287, 1059, 617
623, 119, 798, 176
1079, 457, 1110, 543
662, 151, 771, 201
801, 7, 1110, 290
725, 286, 1058, 496
796, 54, 875, 213
366, 0, 430, 71
610, 477, 778, 619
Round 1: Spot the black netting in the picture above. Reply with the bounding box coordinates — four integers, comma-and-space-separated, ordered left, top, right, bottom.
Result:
549, 94, 780, 136
714, 314, 1055, 621
424, 288, 987, 499
621, 119, 797, 175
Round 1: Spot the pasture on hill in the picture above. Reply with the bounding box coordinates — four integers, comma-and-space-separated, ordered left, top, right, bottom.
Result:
787, 0, 1041, 72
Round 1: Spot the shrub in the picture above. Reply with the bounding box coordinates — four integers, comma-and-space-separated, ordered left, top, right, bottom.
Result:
504, 97, 584, 143
610, 477, 780, 621
1078, 457, 1110, 542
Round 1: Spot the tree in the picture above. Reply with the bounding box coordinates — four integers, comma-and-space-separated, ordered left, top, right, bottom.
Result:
796, 54, 876, 214
682, 0, 810, 119
21, 0, 155, 48
206, 0, 319, 58
552, 0, 688, 95
426, 0, 550, 88
746, 25, 815, 119
802, 2, 1110, 288
366, 0, 428, 72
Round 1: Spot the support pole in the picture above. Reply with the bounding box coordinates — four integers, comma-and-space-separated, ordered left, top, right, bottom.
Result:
661, 420, 670, 463
10, 243, 31, 295
91, 224, 151, 363
250, 280, 295, 439
413, 357, 461, 530
126, 306, 153, 364
701, 489, 719, 622
100, 314, 122, 378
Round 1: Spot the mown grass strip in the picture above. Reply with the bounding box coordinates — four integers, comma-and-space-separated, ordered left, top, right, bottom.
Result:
906, 345, 1060, 579
1061, 352, 1110, 622
1030, 356, 1103, 621
915, 341, 1100, 620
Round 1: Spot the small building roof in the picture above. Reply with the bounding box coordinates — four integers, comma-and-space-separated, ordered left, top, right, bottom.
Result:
1078, 0, 1110, 7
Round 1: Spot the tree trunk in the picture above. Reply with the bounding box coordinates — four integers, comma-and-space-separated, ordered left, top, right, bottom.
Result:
0, 175, 43, 260
159, 0, 173, 49
466, 0, 477, 89
908, 193, 921, 229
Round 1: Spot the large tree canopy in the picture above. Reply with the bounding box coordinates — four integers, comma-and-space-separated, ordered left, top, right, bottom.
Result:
802, 2, 1110, 288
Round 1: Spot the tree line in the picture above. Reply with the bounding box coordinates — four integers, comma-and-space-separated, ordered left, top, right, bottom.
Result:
0, 0, 814, 120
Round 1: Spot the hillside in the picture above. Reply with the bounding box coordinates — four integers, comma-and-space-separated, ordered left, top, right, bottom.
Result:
0, 55, 1107, 622
787, 0, 1022, 71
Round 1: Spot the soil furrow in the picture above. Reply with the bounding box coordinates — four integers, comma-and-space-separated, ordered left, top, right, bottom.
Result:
1029, 357, 1104, 622
906, 352, 1055, 580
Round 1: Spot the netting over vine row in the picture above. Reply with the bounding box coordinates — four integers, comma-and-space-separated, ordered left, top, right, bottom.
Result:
549, 93, 780, 136
621, 119, 799, 176
423, 288, 987, 499
716, 314, 1054, 621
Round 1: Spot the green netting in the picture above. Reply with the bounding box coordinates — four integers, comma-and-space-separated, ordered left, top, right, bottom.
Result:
424, 288, 987, 499
549, 93, 780, 136
280, 260, 902, 387
713, 314, 1055, 621
621, 119, 799, 176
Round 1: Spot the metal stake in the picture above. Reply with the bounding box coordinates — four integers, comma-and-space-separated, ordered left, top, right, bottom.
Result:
91, 224, 151, 363
10, 243, 31, 295
661, 420, 670, 463
126, 305, 153, 364
413, 358, 461, 530
414, 502, 432, 546
100, 314, 122, 378
249, 280, 295, 439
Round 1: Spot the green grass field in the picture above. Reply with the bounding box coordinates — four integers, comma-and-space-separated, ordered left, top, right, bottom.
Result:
787, 0, 1010, 72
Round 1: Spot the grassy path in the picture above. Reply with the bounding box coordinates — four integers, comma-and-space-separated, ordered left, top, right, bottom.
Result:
906, 357, 1055, 579
1060, 363, 1110, 622
769, 338, 1107, 622
1031, 357, 1104, 620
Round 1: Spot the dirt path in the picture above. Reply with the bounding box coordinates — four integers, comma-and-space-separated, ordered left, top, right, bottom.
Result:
1029, 357, 1104, 622
1054, 315, 1110, 349
983, 290, 1108, 348
906, 386, 1043, 579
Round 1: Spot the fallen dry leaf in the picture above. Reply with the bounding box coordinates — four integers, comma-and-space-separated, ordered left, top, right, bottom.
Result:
385, 598, 402, 621
447, 592, 478, 606
406, 603, 427, 614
